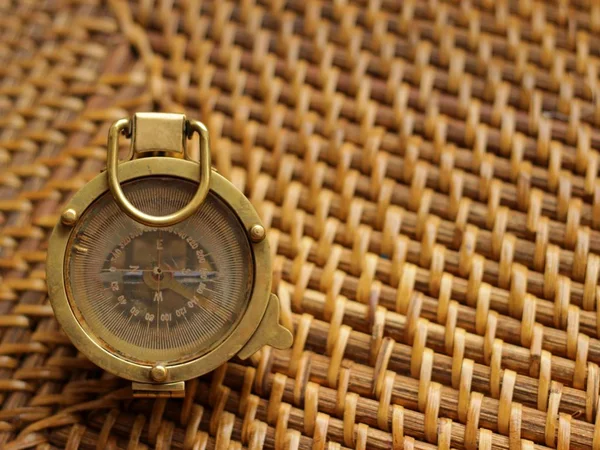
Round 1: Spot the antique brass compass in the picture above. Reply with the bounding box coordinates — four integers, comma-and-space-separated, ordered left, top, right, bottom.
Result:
46, 113, 292, 397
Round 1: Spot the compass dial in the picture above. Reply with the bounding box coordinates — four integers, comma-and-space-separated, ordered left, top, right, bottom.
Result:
65, 177, 254, 364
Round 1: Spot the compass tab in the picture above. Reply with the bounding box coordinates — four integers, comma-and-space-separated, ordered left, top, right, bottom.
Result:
237, 293, 293, 360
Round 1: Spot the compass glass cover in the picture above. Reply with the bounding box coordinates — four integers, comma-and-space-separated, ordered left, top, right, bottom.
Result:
65, 176, 254, 364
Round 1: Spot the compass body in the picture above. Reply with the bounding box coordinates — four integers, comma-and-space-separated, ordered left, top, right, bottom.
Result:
47, 114, 292, 396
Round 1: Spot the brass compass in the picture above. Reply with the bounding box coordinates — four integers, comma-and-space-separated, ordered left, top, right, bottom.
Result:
46, 113, 292, 397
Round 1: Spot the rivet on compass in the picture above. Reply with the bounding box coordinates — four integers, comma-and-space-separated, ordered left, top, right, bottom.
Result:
249, 224, 266, 242
150, 364, 168, 382
61, 208, 78, 226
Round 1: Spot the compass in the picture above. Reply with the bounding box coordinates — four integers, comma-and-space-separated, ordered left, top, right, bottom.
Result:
46, 113, 292, 396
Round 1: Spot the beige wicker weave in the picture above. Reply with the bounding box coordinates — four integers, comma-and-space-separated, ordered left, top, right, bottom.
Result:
2, 0, 600, 449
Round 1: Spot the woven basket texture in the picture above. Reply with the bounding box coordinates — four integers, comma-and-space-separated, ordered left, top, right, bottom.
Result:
2, 0, 600, 449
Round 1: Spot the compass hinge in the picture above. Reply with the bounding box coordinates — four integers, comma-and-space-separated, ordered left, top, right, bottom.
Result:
131, 112, 186, 155
132, 381, 186, 398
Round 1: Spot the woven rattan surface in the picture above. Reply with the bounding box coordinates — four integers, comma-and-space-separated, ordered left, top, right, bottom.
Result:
2, 0, 600, 449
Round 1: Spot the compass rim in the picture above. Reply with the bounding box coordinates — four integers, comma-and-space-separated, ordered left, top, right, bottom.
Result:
47, 157, 271, 383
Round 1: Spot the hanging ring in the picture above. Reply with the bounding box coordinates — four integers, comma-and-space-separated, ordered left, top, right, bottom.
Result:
106, 114, 212, 227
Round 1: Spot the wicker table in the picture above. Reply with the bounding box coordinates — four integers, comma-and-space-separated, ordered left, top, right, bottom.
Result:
1, 1, 600, 449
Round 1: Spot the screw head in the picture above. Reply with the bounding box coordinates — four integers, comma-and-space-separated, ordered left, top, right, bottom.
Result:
150, 364, 168, 382
61, 208, 78, 226
250, 224, 266, 242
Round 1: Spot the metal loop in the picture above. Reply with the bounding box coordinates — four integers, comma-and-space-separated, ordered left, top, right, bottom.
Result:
107, 116, 212, 227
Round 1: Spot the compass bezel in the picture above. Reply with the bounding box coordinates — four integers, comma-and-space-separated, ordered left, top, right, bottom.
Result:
47, 157, 271, 383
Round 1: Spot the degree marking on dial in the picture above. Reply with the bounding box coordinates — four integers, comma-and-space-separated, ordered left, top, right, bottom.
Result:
157, 230, 162, 332
74, 244, 88, 254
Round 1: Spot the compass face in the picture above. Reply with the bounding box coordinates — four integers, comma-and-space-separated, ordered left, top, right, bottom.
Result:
65, 177, 254, 364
